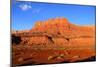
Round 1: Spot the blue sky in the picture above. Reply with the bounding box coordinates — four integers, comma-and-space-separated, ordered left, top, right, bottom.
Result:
12, 0, 96, 30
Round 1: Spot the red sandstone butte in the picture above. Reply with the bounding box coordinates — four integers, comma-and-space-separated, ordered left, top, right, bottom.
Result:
12, 17, 96, 66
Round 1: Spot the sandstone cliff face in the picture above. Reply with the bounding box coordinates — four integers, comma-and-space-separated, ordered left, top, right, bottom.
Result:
31, 18, 95, 37
12, 17, 96, 66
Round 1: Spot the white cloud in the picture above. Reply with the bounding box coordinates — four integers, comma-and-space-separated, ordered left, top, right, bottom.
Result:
19, 4, 32, 11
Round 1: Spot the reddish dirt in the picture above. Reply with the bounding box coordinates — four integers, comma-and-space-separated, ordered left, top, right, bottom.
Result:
12, 17, 96, 66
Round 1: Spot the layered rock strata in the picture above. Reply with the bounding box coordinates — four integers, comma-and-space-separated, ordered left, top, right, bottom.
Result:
12, 18, 96, 66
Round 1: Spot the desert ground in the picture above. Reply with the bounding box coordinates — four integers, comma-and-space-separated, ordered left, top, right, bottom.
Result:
12, 17, 96, 66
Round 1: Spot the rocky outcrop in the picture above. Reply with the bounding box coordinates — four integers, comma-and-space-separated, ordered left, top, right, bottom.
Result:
12, 17, 96, 66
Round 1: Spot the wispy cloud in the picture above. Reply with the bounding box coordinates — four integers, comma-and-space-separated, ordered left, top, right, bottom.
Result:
32, 9, 41, 14
19, 4, 32, 11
